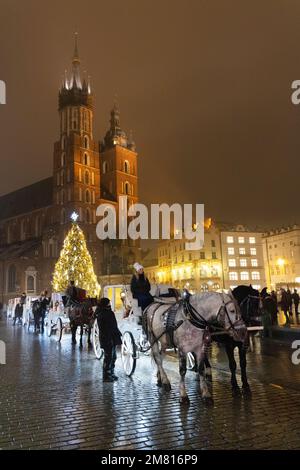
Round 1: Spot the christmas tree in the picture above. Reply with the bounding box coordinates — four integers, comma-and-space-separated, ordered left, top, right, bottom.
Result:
52, 214, 100, 297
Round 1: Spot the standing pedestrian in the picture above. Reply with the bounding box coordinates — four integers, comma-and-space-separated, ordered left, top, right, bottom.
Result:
286, 288, 293, 321
292, 289, 299, 316
280, 288, 290, 326
39, 290, 50, 333
95, 297, 122, 382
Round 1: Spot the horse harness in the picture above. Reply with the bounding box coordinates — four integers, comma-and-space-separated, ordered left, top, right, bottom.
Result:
142, 292, 241, 352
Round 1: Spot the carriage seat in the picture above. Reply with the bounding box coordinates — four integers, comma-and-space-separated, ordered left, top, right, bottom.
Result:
152, 284, 179, 304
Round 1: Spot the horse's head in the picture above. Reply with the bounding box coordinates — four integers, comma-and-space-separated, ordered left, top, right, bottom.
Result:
188, 292, 247, 344
232, 285, 262, 325
216, 291, 248, 343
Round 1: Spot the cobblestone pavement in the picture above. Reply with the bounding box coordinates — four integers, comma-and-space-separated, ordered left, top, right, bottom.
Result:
0, 319, 300, 450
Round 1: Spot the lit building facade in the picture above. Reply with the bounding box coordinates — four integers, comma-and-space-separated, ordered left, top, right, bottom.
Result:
220, 225, 266, 290
262, 225, 300, 289
144, 222, 267, 292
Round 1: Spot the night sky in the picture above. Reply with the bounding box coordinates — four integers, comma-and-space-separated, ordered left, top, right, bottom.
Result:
1, 0, 300, 228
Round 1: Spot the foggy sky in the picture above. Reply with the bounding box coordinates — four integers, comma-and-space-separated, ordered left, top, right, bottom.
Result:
1, 0, 300, 228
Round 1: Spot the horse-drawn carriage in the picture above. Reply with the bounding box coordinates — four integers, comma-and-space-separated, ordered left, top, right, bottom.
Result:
47, 293, 69, 341
47, 290, 101, 354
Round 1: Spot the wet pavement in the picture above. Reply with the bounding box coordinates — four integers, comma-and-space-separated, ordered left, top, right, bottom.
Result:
0, 319, 300, 450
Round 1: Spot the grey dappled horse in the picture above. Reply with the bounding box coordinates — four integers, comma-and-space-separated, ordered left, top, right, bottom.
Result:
146, 291, 247, 405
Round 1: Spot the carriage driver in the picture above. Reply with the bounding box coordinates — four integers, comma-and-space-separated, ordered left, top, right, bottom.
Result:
65, 280, 78, 305
130, 263, 154, 313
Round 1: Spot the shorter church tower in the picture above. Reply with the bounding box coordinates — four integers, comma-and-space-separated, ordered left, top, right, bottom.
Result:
100, 101, 138, 209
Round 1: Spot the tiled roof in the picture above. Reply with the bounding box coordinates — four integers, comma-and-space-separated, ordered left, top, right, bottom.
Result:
0, 177, 53, 221
0, 238, 41, 261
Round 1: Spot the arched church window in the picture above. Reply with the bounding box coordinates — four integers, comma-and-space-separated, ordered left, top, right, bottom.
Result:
124, 182, 131, 195
84, 153, 90, 166
86, 190, 91, 203
7, 265, 16, 293
21, 220, 26, 241
61, 208, 66, 225
124, 160, 130, 174
85, 171, 90, 185
103, 161, 108, 174
35, 217, 41, 237
86, 208, 91, 224
61, 153, 66, 167
84, 136, 89, 149
61, 136, 66, 150
27, 275, 35, 293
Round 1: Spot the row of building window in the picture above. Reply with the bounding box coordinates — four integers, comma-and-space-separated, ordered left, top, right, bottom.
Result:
228, 259, 258, 267
227, 247, 257, 256
269, 241, 294, 249
229, 271, 260, 281
7, 217, 42, 244
226, 236, 256, 244
102, 160, 134, 175
158, 252, 218, 266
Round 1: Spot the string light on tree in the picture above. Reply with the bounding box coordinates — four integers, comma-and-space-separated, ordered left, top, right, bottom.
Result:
52, 217, 100, 297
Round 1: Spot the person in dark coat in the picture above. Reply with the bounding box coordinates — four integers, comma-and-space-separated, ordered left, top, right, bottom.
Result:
130, 263, 153, 312
286, 288, 293, 317
96, 297, 122, 382
280, 288, 290, 325
39, 290, 50, 333
292, 289, 299, 316
13, 302, 23, 325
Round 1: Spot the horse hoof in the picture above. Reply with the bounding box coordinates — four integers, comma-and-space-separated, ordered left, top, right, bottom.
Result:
202, 396, 214, 406
162, 382, 171, 392
232, 387, 242, 398
156, 381, 162, 388
180, 396, 190, 406
242, 385, 252, 398
72, 339, 77, 345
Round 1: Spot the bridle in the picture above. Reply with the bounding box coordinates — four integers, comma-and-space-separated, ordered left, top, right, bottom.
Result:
183, 292, 243, 335
239, 294, 262, 324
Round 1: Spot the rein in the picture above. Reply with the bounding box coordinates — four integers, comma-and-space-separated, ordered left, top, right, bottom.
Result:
184, 293, 242, 336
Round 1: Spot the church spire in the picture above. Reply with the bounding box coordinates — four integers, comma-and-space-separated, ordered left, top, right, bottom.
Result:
58, 34, 93, 111
73, 32, 80, 64
70, 32, 82, 89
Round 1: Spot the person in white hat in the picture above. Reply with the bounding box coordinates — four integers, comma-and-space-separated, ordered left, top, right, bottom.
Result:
130, 262, 153, 312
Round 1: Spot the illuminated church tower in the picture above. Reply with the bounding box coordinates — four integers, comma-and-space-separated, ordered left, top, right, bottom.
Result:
53, 33, 100, 230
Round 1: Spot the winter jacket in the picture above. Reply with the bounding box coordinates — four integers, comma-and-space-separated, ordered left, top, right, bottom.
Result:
96, 306, 122, 348
130, 274, 151, 298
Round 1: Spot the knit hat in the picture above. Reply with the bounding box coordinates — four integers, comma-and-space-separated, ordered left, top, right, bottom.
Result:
133, 262, 143, 272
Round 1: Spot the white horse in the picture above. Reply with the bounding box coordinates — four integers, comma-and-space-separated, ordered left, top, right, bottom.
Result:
146, 291, 247, 405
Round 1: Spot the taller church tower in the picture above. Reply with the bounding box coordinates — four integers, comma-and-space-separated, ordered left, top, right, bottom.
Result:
53, 34, 100, 231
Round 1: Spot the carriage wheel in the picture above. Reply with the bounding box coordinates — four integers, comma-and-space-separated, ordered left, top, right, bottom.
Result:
92, 320, 103, 360
121, 331, 137, 377
56, 317, 63, 342
187, 352, 196, 371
